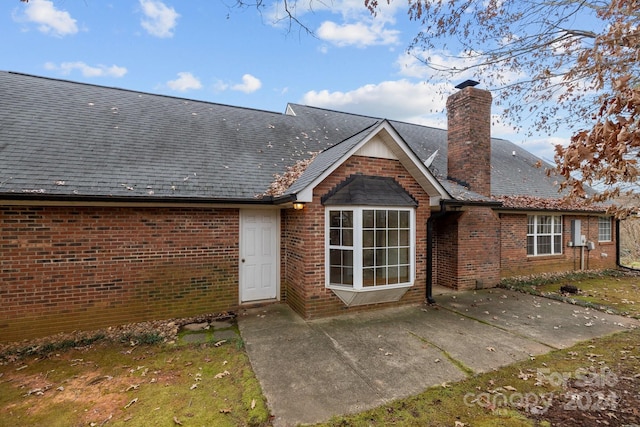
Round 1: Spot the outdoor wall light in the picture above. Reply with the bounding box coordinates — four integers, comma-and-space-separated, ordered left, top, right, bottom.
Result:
293, 202, 305, 210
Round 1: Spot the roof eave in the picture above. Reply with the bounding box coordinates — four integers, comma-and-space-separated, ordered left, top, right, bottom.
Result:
0, 193, 292, 208
494, 206, 609, 215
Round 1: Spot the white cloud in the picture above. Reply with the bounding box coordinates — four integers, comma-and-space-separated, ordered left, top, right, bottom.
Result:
317, 21, 399, 47
213, 80, 229, 92
231, 74, 262, 94
302, 79, 453, 126
139, 0, 179, 38
166, 72, 202, 91
265, 0, 401, 48
44, 61, 127, 78
301, 77, 562, 161
17, 0, 78, 37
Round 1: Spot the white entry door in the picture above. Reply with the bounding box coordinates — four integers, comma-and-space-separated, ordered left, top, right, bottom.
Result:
240, 209, 279, 302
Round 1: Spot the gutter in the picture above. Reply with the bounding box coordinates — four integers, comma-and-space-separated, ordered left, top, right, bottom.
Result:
0, 193, 298, 207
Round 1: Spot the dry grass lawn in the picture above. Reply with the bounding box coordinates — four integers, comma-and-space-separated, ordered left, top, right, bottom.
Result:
0, 336, 269, 427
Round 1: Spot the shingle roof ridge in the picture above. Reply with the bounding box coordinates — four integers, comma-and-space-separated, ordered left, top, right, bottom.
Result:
287, 102, 386, 121
287, 102, 512, 142
319, 120, 381, 152
4, 70, 284, 117
287, 103, 444, 133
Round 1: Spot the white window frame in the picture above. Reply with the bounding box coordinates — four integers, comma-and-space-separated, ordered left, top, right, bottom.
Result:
598, 216, 612, 242
325, 206, 415, 291
527, 215, 563, 256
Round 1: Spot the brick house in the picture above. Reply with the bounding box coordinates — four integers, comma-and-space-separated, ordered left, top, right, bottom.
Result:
0, 72, 617, 342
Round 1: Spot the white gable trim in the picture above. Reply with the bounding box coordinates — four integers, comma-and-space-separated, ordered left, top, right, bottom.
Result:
295, 121, 450, 206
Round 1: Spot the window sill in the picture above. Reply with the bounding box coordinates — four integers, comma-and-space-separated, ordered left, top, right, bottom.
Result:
327, 284, 412, 307
526, 254, 563, 261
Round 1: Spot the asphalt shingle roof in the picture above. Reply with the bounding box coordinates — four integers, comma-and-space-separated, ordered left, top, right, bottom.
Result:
322, 175, 418, 206
0, 71, 569, 205
0, 72, 342, 201
286, 104, 567, 200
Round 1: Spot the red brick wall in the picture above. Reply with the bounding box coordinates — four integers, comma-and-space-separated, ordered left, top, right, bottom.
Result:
456, 207, 501, 289
433, 212, 460, 289
434, 207, 501, 290
499, 213, 617, 277
446, 86, 493, 196
281, 208, 308, 316
1, 205, 239, 343
281, 155, 431, 319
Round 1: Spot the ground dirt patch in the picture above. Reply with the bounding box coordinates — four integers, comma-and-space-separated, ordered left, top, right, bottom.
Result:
0, 319, 270, 427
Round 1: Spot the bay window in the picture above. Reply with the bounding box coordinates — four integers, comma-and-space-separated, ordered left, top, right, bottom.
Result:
327, 207, 414, 290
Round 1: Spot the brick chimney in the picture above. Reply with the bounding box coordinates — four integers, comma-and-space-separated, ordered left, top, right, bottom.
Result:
446, 80, 493, 197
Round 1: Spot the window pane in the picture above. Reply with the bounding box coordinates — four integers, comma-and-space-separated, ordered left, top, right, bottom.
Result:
330, 211, 341, 227
330, 249, 342, 265
342, 229, 353, 246
388, 210, 399, 228
363, 268, 374, 287
330, 266, 341, 284
343, 250, 353, 267
363, 230, 374, 248
363, 249, 374, 267
399, 247, 409, 264
399, 266, 409, 282
388, 229, 398, 246
330, 229, 340, 246
388, 248, 399, 265
376, 267, 386, 285
537, 235, 551, 254
376, 248, 386, 265
376, 210, 387, 228
342, 211, 353, 228
527, 216, 535, 235
343, 267, 353, 285
553, 235, 562, 254
388, 267, 399, 284
399, 230, 409, 246
538, 216, 551, 234
399, 211, 410, 228
375, 230, 386, 247
363, 210, 374, 228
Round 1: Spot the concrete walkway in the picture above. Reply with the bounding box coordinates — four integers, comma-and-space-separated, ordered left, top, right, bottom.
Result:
237, 289, 639, 426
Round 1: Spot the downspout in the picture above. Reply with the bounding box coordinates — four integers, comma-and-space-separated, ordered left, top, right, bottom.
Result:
616, 218, 621, 267
426, 200, 448, 304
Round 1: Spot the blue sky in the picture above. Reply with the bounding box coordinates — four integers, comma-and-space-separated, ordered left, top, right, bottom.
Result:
2, 0, 567, 162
